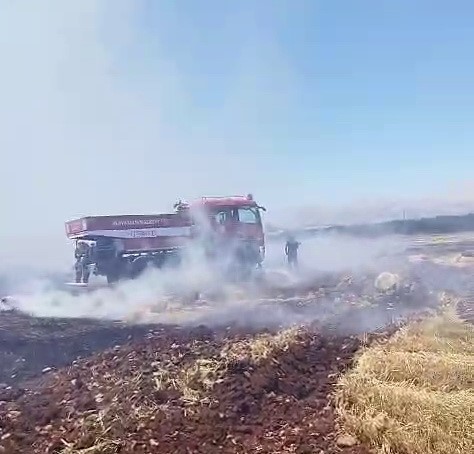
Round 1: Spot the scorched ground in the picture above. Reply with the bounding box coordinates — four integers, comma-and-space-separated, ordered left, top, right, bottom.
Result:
0, 271, 440, 453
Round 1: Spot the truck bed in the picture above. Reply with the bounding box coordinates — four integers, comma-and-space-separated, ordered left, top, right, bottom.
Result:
65, 214, 192, 240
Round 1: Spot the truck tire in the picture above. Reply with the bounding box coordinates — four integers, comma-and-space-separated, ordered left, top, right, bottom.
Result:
130, 257, 150, 279
106, 270, 120, 284
106, 260, 123, 284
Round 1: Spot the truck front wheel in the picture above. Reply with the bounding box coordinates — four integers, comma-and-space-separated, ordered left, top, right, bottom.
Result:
105, 260, 123, 284
106, 270, 120, 284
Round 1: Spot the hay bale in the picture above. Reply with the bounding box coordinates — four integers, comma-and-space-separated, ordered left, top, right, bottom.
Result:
374, 272, 400, 293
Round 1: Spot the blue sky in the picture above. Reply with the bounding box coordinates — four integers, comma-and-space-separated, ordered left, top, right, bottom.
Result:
121, 0, 474, 203
1, 0, 474, 258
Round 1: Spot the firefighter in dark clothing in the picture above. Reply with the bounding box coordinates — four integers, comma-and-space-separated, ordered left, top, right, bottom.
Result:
74, 240, 94, 283
285, 236, 301, 268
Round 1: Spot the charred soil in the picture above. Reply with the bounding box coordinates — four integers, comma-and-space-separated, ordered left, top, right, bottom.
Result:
0, 323, 380, 454
0, 272, 436, 453
0, 312, 158, 385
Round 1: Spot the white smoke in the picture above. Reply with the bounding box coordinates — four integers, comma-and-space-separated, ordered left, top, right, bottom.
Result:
2, 233, 413, 328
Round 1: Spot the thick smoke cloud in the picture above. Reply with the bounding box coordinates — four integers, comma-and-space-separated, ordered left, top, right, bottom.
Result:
1, 1, 472, 275
0, 3, 469, 333
2, 234, 409, 326
0, 1, 292, 273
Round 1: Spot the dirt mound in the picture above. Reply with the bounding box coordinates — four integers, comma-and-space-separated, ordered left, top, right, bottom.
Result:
0, 324, 379, 454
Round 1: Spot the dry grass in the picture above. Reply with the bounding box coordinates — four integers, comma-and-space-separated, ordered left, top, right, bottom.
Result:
153, 358, 224, 405
336, 309, 474, 454
58, 411, 122, 453
355, 350, 473, 391
60, 440, 121, 454
220, 327, 302, 363
386, 309, 474, 354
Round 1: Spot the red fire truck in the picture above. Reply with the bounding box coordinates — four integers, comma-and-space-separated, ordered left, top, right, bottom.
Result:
65, 194, 266, 284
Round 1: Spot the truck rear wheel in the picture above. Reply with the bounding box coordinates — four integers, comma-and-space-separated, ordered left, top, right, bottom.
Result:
130, 257, 150, 279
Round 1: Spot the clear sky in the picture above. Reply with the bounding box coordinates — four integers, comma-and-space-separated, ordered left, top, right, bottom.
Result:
1, 0, 474, 263
129, 0, 474, 201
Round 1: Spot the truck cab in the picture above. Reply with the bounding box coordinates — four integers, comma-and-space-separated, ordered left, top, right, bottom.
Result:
182, 194, 267, 272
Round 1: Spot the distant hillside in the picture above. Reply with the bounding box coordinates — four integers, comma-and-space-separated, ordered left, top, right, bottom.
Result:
269, 212, 474, 239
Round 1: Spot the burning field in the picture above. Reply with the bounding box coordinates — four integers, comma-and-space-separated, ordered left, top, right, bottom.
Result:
0, 245, 472, 454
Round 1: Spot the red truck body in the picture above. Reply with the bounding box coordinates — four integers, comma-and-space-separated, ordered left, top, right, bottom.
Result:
65, 213, 193, 253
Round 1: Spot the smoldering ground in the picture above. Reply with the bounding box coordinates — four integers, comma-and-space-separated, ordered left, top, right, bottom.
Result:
0, 233, 449, 335
0, 2, 469, 335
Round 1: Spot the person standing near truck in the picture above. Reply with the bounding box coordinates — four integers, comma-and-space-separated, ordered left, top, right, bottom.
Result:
74, 240, 94, 283
285, 235, 301, 268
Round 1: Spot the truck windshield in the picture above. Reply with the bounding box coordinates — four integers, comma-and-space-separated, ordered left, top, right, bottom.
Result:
236, 207, 259, 224
210, 207, 260, 224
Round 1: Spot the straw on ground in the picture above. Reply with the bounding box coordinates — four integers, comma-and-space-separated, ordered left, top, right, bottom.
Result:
336, 308, 474, 454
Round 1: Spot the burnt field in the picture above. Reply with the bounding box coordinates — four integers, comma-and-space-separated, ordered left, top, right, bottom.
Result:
0, 252, 472, 454
0, 321, 379, 454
